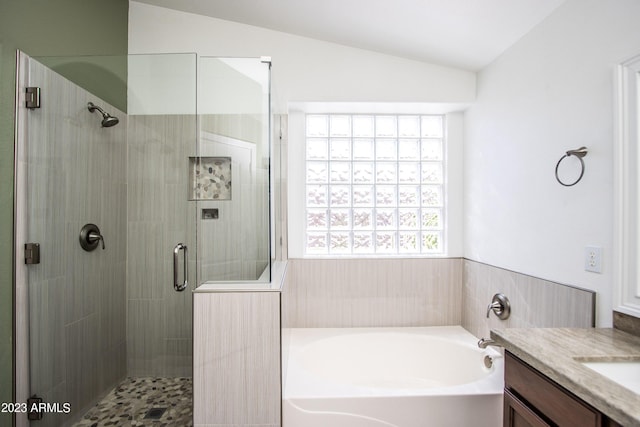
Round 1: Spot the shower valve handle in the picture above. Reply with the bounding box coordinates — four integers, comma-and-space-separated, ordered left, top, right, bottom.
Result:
79, 223, 105, 252
88, 231, 105, 250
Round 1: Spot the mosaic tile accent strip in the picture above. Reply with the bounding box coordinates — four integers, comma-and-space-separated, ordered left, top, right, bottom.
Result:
73, 377, 192, 427
190, 157, 231, 200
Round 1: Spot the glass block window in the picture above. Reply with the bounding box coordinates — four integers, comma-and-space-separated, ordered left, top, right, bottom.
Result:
305, 114, 445, 255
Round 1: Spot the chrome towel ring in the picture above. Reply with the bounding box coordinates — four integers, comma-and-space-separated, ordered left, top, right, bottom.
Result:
555, 146, 588, 187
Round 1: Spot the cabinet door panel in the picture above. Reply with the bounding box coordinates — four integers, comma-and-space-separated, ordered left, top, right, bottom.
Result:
504, 389, 550, 427
505, 352, 600, 427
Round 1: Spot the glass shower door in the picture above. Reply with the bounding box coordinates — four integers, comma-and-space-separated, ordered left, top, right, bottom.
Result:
17, 52, 198, 426
126, 53, 198, 378
19, 52, 130, 426
196, 57, 272, 284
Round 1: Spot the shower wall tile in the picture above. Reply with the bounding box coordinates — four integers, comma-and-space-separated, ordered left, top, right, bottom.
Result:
127, 298, 167, 376
65, 315, 100, 418
163, 338, 193, 377
29, 278, 65, 394
200, 114, 263, 145
64, 228, 103, 323
127, 221, 166, 300
462, 259, 595, 339
196, 117, 270, 282
39, 381, 68, 427
97, 340, 127, 397
282, 258, 463, 328
23, 57, 127, 426
193, 291, 280, 426
200, 261, 241, 281
162, 183, 186, 246
98, 260, 127, 349
127, 184, 166, 223
165, 289, 193, 339
101, 181, 128, 257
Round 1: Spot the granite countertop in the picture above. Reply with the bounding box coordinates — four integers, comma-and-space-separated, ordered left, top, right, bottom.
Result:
491, 328, 640, 426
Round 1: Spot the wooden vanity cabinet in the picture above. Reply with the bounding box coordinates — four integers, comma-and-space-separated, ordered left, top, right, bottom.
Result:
504, 351, 622, 427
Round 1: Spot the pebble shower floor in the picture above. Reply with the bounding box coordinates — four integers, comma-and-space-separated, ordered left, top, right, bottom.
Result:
73, 377, 192, 426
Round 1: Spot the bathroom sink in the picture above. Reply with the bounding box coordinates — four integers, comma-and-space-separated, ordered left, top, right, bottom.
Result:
581, 360, 640, 394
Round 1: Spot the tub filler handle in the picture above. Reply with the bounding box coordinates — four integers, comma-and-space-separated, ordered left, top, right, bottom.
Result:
173, 243, 188, 292
486, 293, 511, 320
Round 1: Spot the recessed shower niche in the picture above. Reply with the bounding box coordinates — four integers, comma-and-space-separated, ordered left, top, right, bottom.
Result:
189, 156, 232, 200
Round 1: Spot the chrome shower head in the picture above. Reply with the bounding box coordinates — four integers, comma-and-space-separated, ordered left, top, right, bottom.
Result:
87, 102, 119, 127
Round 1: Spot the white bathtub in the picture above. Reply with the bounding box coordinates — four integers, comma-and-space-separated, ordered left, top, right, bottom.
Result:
282, 326, 504, 427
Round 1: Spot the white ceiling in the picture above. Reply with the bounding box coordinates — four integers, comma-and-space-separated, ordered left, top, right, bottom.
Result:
133, 0, 566, 70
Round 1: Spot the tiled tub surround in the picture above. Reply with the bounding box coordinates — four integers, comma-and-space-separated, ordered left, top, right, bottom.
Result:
491, 328, 640, 426
282, 258, 595, 330
282, 258, 463, 328
462, 259, 596, 339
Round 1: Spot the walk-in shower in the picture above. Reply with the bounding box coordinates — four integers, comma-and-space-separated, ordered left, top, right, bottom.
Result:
14, 52, 272, 426
87, 101, 119, 127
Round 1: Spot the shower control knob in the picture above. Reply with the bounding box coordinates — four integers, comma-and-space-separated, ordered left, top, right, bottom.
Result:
79, 223, 105, 252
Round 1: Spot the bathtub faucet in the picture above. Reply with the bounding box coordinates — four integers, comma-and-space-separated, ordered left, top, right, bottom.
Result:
477, 338, 501, 349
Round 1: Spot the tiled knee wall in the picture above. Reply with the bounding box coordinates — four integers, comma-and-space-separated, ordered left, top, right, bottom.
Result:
282, 258, 595, 334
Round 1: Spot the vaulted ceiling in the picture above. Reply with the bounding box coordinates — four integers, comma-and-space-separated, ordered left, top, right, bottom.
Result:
133, 0, 566, 70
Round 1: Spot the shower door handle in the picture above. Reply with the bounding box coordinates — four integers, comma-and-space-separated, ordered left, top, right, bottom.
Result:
173, 243, 188, 292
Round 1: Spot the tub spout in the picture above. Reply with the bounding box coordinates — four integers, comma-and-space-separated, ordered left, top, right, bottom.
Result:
477, 338, 501, 349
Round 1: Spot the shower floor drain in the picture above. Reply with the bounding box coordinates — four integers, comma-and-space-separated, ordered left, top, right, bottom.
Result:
143, 407, 167, 420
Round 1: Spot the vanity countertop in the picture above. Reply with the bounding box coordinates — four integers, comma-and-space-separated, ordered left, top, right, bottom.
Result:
491, 327, 640, 426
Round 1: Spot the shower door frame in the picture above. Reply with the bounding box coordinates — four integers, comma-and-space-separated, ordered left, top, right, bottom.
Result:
14, 49, 31, 427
